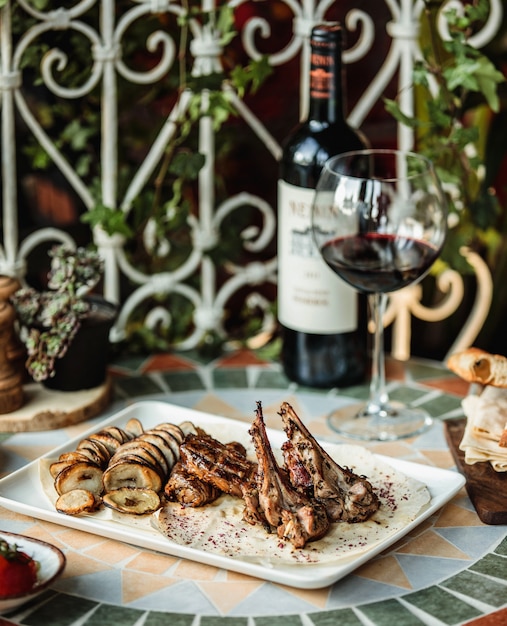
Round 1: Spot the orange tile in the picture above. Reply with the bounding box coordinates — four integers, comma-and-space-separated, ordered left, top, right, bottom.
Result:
385, 359, 406, 381
396, 529, 470, 559
226, 570, 263, 583
368, 441, 415, 458
62, 552, 113, 579
386, 518, 433, 553
40, 520, 75, 536
198, 581, 262, 613
122, 569, 177, 603
174, 558, 219, 581
126, 550, 178, 574
276, 584, 331, 610
421, 449, 455, 469
57, 528, 106, 550
86, 540, 140, 565
192, 394, 247, 421
216, 349, 270, 368
435, 502, 485, 527
402, 517, 434, 541
22, 524, 68, 553
355, 554, 412, 589
307, 418, 334, 439
142, 353, 197, 373
0, 508, 33, 523
423, 376, 469, 397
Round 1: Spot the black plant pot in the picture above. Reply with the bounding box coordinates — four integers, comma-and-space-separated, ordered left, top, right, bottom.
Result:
43, 296, 118, 392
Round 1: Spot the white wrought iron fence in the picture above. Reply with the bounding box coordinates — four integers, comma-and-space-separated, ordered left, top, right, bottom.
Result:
0, 0, 502, 357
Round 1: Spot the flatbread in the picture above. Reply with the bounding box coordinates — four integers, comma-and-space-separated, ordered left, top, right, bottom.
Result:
460, 387, 507, 471
466, 386, 507, 441
154, 443, 429, 565
41, 420, 430, 566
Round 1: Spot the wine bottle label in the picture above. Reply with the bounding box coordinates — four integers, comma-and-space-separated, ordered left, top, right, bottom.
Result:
278, 180, 357, 334
310, 41, 335, 100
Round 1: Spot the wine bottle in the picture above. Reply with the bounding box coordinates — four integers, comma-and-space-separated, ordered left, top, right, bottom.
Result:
278, 22, 368, 388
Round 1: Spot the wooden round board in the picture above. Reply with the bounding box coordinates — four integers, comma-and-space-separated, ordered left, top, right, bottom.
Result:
0, 378, 112, 432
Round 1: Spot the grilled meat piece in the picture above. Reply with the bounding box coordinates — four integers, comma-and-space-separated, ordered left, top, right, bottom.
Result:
164, 461, 221, 507
281, 440, 313, 496
246, 402, 330, 548
224, 441, 247, 457
279, 402, 380, 523
179, 432, 257, 498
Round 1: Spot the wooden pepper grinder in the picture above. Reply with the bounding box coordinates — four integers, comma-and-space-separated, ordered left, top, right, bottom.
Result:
0, 276, 24, 413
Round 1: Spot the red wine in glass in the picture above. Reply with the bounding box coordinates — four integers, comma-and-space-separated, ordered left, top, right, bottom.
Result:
312, 149, 447, 441
321, 233, 440, 293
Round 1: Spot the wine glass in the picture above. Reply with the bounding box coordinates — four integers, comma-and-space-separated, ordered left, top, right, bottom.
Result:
312, 149, 447, 441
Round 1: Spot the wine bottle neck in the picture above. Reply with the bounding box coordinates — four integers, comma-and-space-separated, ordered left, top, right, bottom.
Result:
307, 24, 345, 125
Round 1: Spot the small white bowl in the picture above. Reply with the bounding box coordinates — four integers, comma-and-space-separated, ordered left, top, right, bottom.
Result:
0, 530, 66, 613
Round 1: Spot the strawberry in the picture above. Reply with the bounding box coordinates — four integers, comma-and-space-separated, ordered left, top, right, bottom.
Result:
0, 539, 39, 597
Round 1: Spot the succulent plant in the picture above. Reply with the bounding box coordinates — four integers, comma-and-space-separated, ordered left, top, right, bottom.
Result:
10, 245, 105, 382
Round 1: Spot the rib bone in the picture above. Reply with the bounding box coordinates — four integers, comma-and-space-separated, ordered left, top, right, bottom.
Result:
279, 402, 380, 523
247, 402, 330, 548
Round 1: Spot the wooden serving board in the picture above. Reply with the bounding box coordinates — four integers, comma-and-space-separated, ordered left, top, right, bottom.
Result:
0, 378, 112, 432
444, 418, 507, 525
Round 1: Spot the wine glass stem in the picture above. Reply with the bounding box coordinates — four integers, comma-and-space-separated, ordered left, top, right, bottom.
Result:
367, 292, 389, 414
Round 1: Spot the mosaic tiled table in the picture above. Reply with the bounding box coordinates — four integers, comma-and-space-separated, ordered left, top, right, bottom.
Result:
1, 350, 507, 626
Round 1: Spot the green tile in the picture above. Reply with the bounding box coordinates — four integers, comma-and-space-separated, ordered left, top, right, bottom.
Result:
440, 569, 507, 607
161, 370, 205, 391
469, 553, 507, 581
144, 612, 194, 626
22, 593, 98, 626
200, 618, 248, 626
359, 598, 426, 625
308, 608, 363, 626
213, 368, 249, 389
113, 375, 165, 397
404, 586, 483, 624
388, 386, 428, 404
256, 369, 292, 388
4, 590, 57, 620
494, 535, 507, 557
83, 605, 144, 626
255, 616, 303, 626
180, 349, 215, 365
110, 354, 150, 372
406, 361, 449, 380
417, 393, 463, 417
337, 384, 370, 401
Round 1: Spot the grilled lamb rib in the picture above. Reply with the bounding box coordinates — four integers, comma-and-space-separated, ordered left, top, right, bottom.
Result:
245, 402, 330, 548
164, 461, 221, 507
178, 431, 257, 498
279, 402, 380, 522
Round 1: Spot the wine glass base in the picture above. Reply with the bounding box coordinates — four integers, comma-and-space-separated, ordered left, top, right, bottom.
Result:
328, 403, 433, 442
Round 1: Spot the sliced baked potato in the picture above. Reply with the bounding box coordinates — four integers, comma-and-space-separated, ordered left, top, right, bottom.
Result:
103, 487, 160, 515
56, 488, 100, 515
54, 461, 104, 496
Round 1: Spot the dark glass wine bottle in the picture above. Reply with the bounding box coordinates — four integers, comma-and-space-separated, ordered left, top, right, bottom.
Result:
278, 22, 368, 388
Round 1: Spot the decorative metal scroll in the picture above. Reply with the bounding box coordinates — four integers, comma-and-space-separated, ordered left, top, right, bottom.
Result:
0, 0, 501, 356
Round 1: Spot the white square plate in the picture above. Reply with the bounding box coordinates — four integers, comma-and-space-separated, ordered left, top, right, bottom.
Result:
0, 401, 465, 589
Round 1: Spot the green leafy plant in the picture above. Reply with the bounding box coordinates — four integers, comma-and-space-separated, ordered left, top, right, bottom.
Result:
81, 202, 134, 239
10, 245, 105, 382
385, 0, 505, 274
